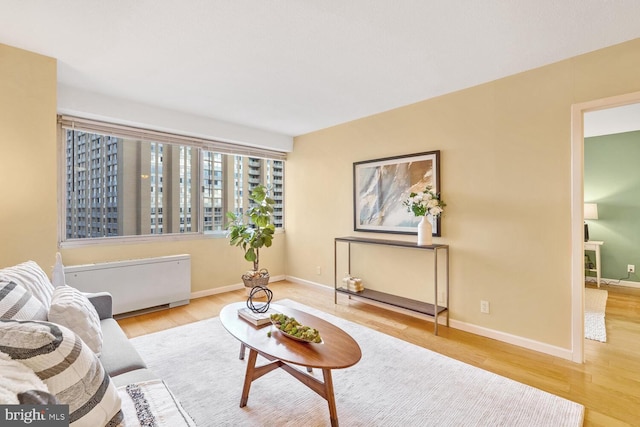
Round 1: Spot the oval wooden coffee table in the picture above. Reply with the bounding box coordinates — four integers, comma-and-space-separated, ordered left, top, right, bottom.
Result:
220, 302, 361, 427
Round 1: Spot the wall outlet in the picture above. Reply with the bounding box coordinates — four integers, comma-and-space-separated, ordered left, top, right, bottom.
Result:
316, 266, 322, 275
480, 300, 490, 314
628, 264, 635, 273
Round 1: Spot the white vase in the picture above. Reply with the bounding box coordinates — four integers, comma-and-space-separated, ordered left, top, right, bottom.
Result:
417, 216, 433, 245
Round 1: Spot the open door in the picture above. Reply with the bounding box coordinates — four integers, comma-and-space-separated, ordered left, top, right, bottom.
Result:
571, 91, 640, 363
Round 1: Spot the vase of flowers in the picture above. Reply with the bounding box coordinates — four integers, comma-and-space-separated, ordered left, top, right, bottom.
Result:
403, 186, 446, 245
416, 216, 432, 245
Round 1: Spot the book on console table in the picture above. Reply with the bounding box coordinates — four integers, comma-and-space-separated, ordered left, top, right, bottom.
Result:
237, 307, 278, 327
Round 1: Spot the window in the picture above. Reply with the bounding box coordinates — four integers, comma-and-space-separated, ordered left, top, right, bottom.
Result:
201, 154, 285, 232
59, 116, 286, 244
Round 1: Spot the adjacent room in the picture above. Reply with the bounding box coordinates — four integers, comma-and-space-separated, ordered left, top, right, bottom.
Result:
582, 104, 640, 375
2, 2, 640, 426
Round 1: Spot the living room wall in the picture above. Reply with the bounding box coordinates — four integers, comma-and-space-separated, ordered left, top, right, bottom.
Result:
585, 130, 640, 283
285, 38, 640, 352
0, 43, 285, 294
0, 44, 57, 269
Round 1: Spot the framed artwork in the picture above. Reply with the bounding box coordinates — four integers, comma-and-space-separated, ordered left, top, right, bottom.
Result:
353, 150, 441, 235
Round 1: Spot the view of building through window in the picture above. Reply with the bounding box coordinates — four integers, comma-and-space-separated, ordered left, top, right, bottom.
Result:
201, 152, 284, 232
64, 129, 284, 240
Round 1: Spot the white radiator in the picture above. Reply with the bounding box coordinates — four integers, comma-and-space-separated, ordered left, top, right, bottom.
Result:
64, 254, 191, 315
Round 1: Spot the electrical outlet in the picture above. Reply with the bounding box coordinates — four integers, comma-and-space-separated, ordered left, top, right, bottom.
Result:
480, 300, 490, 314
628, 264, 635, 273
316, 266, 322, 275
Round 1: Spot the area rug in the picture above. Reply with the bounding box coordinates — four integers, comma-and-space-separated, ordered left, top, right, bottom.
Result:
585, 287, 608, 342
130, 299, 584, 427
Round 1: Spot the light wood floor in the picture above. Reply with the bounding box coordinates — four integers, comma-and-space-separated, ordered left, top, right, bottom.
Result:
118, 281, 640, 426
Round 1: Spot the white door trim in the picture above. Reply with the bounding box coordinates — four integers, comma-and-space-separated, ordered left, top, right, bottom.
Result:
570, 90, 640, 363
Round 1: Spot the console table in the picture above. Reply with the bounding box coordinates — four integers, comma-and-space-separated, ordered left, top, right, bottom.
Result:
334, 236, 449, 335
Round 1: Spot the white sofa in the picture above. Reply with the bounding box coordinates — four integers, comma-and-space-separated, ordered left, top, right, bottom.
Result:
0, 260, 194, 427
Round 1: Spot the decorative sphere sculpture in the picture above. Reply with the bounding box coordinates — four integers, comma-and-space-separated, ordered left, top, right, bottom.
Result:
246, 285, 273, 313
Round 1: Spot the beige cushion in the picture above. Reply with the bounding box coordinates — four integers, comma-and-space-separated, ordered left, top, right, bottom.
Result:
0, 319, 123, 427
0, 351, 49, 404
48, 285, 103, 355
0, 280, 48, 321
0, 261, 55, 307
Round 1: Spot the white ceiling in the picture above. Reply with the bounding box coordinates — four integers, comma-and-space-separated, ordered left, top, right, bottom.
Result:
1, 1, 640, 137
584, 103, 640, 138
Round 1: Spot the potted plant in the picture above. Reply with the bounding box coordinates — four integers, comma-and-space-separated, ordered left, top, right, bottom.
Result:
226, 185, 276, 295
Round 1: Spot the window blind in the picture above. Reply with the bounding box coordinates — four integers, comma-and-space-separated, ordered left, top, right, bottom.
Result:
58, 115, 287, 160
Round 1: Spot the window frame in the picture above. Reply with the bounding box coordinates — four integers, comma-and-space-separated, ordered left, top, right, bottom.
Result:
57, 116, 286, 248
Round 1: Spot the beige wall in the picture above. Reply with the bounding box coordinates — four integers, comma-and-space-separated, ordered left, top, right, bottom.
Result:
285, 38, 640, 350
0, 43, 285, 292
0, 44, 57, 269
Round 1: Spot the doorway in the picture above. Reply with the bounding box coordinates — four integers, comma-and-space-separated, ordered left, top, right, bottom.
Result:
571, 91, 640, 363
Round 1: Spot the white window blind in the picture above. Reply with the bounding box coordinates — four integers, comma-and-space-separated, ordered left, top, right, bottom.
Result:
58, 115, 287, 160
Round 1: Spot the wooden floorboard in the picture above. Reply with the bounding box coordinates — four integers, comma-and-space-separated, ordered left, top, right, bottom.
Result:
117, 281, 640, 426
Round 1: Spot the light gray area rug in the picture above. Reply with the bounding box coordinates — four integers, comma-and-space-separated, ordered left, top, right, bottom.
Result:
130, 299, 584, 427
585, 288, 608, 342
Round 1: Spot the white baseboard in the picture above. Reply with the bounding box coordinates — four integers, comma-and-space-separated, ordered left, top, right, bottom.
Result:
190, 275, 286, 299
286, 275, 574, 361
285, 275, 333, 290
586, 276, 640, 288
448, 319, 573, 360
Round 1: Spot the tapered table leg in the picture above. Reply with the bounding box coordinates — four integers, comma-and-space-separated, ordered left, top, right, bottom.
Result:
238, 343, 245, 360
323, 369, 339, 427
240, 349, 258, 407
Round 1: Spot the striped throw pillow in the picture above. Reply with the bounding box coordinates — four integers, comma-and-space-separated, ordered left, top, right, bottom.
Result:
0, 280, 48, 321
0, 261, 55, 307
0, 319, 123, 427
0, 350, 49, 404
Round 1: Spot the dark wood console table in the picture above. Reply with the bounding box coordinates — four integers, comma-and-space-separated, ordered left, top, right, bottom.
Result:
334, 236, 449, 335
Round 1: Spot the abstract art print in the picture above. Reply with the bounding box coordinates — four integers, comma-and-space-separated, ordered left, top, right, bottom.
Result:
353, 151, 441, 235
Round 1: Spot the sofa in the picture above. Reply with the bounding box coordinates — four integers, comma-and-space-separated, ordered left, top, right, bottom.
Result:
88, 291, 158, 386
0, 260, 195, 427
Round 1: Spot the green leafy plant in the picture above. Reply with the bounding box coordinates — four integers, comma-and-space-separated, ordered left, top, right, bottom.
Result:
226, 185, 276, 271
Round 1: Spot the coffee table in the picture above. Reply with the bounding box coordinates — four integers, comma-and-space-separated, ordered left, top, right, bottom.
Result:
220, 302, 361, 427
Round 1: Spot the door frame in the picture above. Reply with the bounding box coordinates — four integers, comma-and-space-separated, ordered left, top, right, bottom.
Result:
570, 90, 640, 363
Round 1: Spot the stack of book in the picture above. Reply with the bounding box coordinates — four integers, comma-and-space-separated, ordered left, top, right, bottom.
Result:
237, 307, 277, 327
347, 278, 364, 292
342, 273, 364, 292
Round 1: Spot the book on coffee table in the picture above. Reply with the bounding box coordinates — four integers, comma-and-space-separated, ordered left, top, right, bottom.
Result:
237, 307, 277, 327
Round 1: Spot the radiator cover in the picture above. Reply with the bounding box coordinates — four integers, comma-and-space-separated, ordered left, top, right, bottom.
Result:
64, 254, 191, 315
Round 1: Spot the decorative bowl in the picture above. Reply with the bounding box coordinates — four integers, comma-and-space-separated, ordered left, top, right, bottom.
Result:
270, 315, 322, 344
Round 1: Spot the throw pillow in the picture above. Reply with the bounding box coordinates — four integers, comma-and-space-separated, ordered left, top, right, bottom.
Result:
18, 389, 60, 405
0, 319, 123, 427
0, 280, 48, 321
0, 350, 49, 404
48, 285, 103, 355
0, 261, 55, 307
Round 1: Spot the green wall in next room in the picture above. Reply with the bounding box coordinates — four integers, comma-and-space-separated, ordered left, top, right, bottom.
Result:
585, 130, 640, 283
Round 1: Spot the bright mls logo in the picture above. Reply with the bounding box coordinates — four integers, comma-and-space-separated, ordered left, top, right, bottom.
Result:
1, 405, 68, 426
